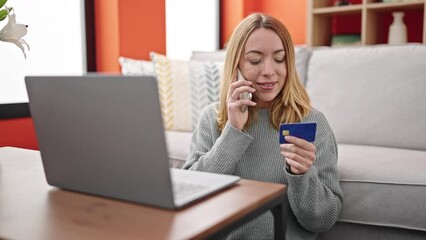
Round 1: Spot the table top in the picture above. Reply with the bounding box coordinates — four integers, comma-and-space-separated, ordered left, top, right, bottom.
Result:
0, 147, 286, 240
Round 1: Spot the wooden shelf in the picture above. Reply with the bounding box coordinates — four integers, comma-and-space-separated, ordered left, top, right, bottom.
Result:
313, 5, 363, 15
307, 0, 426, 47
367, 1, 424, 11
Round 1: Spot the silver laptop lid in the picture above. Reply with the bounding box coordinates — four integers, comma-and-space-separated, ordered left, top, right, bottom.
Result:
25, 75, 175, 207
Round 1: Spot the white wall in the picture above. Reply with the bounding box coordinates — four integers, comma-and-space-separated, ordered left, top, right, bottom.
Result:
166, 0, 219, 60
0, 0, 86, 104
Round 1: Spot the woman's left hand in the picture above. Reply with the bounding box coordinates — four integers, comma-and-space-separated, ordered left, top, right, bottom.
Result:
280, 135, 316, 175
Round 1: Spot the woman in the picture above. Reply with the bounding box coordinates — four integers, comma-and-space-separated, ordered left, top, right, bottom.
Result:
183, 13, 343, 240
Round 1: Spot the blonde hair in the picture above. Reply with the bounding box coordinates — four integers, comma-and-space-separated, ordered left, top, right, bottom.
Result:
217, 13, 311, 131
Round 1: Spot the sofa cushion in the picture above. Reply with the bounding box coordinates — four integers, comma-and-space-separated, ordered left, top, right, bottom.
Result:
165, 131, 192, 168
306, 44, 426, 150
150, 52, 224, 131
320, 222, 426, 240
338, 143, 426, 231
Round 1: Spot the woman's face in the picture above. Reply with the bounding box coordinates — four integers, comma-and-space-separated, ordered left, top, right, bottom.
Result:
238, 28, 286, 108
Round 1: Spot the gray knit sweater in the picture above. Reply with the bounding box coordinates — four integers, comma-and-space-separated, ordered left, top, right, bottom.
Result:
183, 103, 343, 240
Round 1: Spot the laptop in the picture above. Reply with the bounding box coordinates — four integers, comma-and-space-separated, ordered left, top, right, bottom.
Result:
25, 75, 240, 209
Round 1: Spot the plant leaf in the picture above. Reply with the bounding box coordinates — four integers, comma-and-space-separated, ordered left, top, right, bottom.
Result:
0, 0, 7, 9
0, 9, 8, 21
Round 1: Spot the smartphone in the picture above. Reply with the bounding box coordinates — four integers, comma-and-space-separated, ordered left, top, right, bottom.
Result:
237, 69, 252, 112
279, 122, 317, 144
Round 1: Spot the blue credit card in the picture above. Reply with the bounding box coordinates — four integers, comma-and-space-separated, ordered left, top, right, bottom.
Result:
279, 122, 317, 144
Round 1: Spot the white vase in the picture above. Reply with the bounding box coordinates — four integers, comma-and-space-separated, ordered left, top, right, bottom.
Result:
388, 11, 407, 44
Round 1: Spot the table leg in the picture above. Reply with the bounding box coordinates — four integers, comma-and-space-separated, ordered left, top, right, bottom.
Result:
271, 201, 287, 240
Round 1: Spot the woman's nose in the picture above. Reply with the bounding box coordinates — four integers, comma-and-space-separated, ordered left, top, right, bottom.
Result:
261, 58, 275, 76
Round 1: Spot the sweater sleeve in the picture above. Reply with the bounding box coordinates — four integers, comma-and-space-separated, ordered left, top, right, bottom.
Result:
285, 111, 344, 233
183, 104, 254, 174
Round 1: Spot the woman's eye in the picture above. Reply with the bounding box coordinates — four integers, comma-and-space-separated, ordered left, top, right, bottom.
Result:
249, 59, 262, 65
275, 58, 285, 63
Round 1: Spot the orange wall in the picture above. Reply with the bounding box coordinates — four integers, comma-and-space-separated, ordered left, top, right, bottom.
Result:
0, 118, 38, 150
220, 0, 244, 47
95, 0, 166, 73
94, 0, 120, 73
118, 0, 166, 60
272, 0, 307, 45
220, 0, 307, 48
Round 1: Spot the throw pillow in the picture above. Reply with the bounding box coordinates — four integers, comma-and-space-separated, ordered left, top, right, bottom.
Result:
118, 57, 156, 76
150, 52, 224, 131
294, 46, 311, 85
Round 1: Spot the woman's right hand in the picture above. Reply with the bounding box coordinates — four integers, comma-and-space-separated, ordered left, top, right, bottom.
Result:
227, 74, 256, 130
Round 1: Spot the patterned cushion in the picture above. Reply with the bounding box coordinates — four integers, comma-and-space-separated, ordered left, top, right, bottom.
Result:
150, 52, 224, 131
118, 57, 156, 76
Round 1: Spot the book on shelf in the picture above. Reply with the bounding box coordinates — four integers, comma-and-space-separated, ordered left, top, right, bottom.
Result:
331, 34, 361, 46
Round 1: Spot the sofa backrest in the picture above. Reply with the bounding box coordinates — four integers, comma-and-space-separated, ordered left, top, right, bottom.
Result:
306, 44, 426, 150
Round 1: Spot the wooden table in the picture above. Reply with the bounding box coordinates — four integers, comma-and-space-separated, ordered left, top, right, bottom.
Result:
0, 147, 287, 240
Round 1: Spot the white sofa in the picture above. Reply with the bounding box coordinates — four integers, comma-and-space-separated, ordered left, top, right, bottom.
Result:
122, 44, 426, 239
300, 44, 426, 239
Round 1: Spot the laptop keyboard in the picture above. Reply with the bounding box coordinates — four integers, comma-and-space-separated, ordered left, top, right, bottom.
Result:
173, 182, 210, 202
